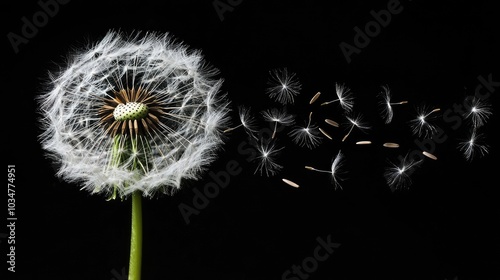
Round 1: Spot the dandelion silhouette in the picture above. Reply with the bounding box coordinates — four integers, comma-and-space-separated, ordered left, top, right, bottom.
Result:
37, 31, 230, 280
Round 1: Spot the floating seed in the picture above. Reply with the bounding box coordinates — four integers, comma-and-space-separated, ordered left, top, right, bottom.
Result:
325, 119, 339, 127
422, 151, 437, 160
319, 127, 332, 140
309, 92, 321, 104
383, 142, 400, 148
282, 178, 300, 188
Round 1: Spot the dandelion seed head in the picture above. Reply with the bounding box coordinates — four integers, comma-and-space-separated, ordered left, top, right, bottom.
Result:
378, 85, 406, 123
384, 155, 422, 191
463, 97, 492, 128
379, 85, 394, 123
304, 151, 346, 190
410, 106, 439, 137
330, 151, 346, 190
288, 122, 322, 149
261, 108, 295, 125
458, 129, 489, 161
254, 140, 283, 177
265, 68, 301, 104
37, 30, 231, 198
336, 83, 354, 112
346, 114, 370, 130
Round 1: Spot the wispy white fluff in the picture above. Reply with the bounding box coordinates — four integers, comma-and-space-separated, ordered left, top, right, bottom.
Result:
37, 31, 231, 198
463, 96, 492, 128
384, 154, 422, 191
253, 139, 284, 177
321, 83, 354, 113
457, 129, 489, 161
288, 112, 322, 149
265, 68, 302, 104
378, 85, 407, 124
409, 106, 440, 138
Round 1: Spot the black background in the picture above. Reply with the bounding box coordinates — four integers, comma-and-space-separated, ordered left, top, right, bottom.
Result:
3, 0, 499, 279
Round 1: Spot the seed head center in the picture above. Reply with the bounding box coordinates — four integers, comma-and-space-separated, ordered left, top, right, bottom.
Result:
113, 102, 149, 121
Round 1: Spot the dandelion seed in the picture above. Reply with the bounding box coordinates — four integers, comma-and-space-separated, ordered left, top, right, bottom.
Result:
457, 129, 489, 161
463, 97, 492, 128
342, 113, 370, 142
356, 141, 372, 145
309, 91, 321, 104
223, 106, 258, 136
262, 108, 295, 138
383, 142, 400, 148
410, 107, 440, 137
321, 83, 354, 112
282, 178, 300, 188
325, 119, 339, 127
422, 151, 437, 160
266, 68, 301, 104
37, 30, 230, 198
319, 127, 333, 140
254, 139, 284, 176
305, 151, 346, 190
378, 85, 408, 124
384, 154, 422, 191
288, 112, 322, 149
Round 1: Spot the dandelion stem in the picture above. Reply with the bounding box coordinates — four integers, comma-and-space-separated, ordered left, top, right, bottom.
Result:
129, 191, 143, 280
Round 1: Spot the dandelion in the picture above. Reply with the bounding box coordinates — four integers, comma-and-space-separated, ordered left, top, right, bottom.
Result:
261, 108, 295, 138
324, 119, 340, 127
384, 154, 422, 191
321, 83, 354, 113
378, 85, 407, 124
223, 105, 258, 137
342, 113, 370, 142
37, 31, 230, 280
422, 151, 437, 160
305, 150, 346, 190
463, 97, 492, 128
253, 139, 284, 176
288, 112, 322, 149
319, 127, 333, 140
409, 106, 440, 137
383, 142, 400, 148
309, 91, 321, 104
265, 67, 302, 104
457, 129, 489, 161
282, 178, 300, 188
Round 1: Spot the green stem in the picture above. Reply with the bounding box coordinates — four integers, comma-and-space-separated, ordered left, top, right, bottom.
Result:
128, 191, 143, 280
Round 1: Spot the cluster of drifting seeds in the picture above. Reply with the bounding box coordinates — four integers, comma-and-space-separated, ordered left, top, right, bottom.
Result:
224, 68, 492, 191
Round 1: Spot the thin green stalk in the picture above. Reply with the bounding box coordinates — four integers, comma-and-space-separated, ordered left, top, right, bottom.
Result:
129, 191, 143, 280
